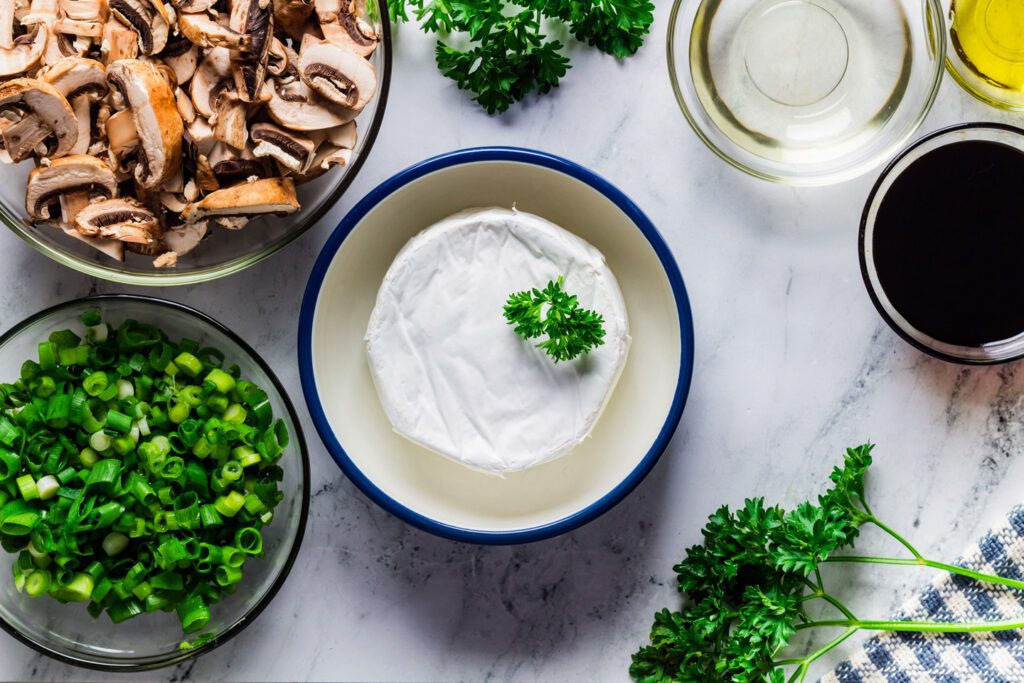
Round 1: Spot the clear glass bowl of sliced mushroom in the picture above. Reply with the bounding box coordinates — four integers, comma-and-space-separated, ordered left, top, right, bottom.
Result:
0, 0, 389, 284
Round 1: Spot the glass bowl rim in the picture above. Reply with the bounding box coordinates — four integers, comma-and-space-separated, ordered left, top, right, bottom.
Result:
0, 294, 312, 671
858, 121, 1024, 365
666, 0, 948, 186
1, 14, 393, 287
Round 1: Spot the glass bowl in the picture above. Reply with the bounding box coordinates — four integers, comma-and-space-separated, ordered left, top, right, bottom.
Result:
945, 0, 1024, 111
860, 123, 1024, 364
668, 0, 946, 185
0, 295, 310, 670
0, 6, 392, 286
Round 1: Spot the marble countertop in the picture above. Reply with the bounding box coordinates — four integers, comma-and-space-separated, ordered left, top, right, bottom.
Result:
3, 6, 1024, 681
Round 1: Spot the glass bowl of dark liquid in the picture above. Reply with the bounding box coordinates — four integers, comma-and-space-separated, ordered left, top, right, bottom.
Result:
861, 123, 1024, 363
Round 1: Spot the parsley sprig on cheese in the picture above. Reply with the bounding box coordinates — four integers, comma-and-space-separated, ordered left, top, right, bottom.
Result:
504, 276, 606, 362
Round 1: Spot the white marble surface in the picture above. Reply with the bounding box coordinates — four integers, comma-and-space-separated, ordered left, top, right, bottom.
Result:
3, 5, 1024, 681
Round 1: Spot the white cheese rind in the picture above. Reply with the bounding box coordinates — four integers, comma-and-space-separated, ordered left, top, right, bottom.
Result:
365, 207, 631, 475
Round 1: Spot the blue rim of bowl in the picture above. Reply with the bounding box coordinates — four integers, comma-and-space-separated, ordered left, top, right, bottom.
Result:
0, 295, 311, 671
298, 147, 695, 545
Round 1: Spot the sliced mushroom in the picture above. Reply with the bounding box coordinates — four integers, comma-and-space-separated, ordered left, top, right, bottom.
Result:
104, 106, 136, 166
39, 56, 106, 99
272, 0, 310, 41
208, 140, 265, 183
163, 43, 198, 86
266, 76, 352, 131
297, 39, 375, 111
0, 2, 46, 77
211, 89, 245, 149
162, 218, 206, 253
100, 16, 137, 63
109, 0, 169, 54
177, 12, 250, 51
229, 0, 271, 103
181, 176, 297, 223
75, 196, 160, 243
174, 86, 195, 123
20, 0, 57, 26
59, 0, 106, 21
106, 59, 182, 188
0, 77, 76, 161
194, 151, 216, 190
250, 120, 311, 172
25, 153, 116, 219
189, 45, 230, 117
170, 0, 215, 12
54, 17, 103, 36
185, 115, 214, 155
317, 0, 377, 57
159, 190, 185, 212
266, 36, 287, 75
293, 121, 354, 181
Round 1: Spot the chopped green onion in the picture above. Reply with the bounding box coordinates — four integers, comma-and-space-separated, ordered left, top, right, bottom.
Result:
0, 312, 290, 641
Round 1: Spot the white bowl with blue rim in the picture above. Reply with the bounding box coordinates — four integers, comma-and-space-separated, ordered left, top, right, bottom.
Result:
298, 148, 694, 544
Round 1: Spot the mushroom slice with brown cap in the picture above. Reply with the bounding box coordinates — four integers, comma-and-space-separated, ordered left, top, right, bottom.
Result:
229, 0, 272, 103
250, 121, 312, 172
25, 153, 116, 220
75, 196, 160, 244
39, 56, 106, 100
316, 0, 378, 58
177, 12, 251, 51
266, 37, 288, 76
298, 40, 376, 111
189, 45, 231, 117
266, 76, 352, 131
0, 77, 76, 161
181, 176, 298, 223
109, 0, 169, 54
106, 59, 183, 189
0, 2, 46, 77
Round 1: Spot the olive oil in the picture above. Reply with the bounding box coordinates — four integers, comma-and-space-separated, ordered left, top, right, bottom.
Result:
950, 0, 1024, 108
872, 139, 1024, 347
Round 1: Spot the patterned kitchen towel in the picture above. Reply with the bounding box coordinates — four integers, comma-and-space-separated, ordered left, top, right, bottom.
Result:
822, 506, 1024, 682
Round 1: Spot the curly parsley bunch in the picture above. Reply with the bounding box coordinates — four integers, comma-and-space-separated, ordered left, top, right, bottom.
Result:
633, 445, 1024, 682
387, 0, 655, 113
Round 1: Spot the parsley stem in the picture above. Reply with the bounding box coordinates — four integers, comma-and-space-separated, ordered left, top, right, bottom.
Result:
823, 555, 1024, 592
797, 618, 1024, 633
866, 516, 924, 560
775, 626, 859, 668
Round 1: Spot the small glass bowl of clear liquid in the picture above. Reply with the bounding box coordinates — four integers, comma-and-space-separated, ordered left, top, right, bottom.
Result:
668, 0, 947, 185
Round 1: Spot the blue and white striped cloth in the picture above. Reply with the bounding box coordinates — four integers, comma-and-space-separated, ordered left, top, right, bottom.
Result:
823, 507, 1024, 682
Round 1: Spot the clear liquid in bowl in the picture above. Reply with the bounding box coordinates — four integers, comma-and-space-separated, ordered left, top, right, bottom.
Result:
689, 0, 913, 165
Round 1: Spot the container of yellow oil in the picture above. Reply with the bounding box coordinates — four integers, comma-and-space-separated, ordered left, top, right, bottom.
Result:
948, 0, 1024, 109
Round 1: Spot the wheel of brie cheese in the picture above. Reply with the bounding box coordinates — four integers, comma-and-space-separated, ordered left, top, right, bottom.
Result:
365, 207, 631, 475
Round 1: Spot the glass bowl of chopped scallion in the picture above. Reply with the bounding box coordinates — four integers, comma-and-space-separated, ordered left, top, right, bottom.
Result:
0, 295, 309, 670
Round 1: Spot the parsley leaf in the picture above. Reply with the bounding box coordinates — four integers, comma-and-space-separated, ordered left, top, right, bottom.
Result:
504, 276, 606, 362
386, 0, 652, 113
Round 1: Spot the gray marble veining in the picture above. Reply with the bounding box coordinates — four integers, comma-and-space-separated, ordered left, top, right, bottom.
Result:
2, 6, 1024, 680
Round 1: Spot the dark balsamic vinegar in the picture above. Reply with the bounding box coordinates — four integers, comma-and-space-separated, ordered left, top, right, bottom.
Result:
872, 140, 1024, 347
